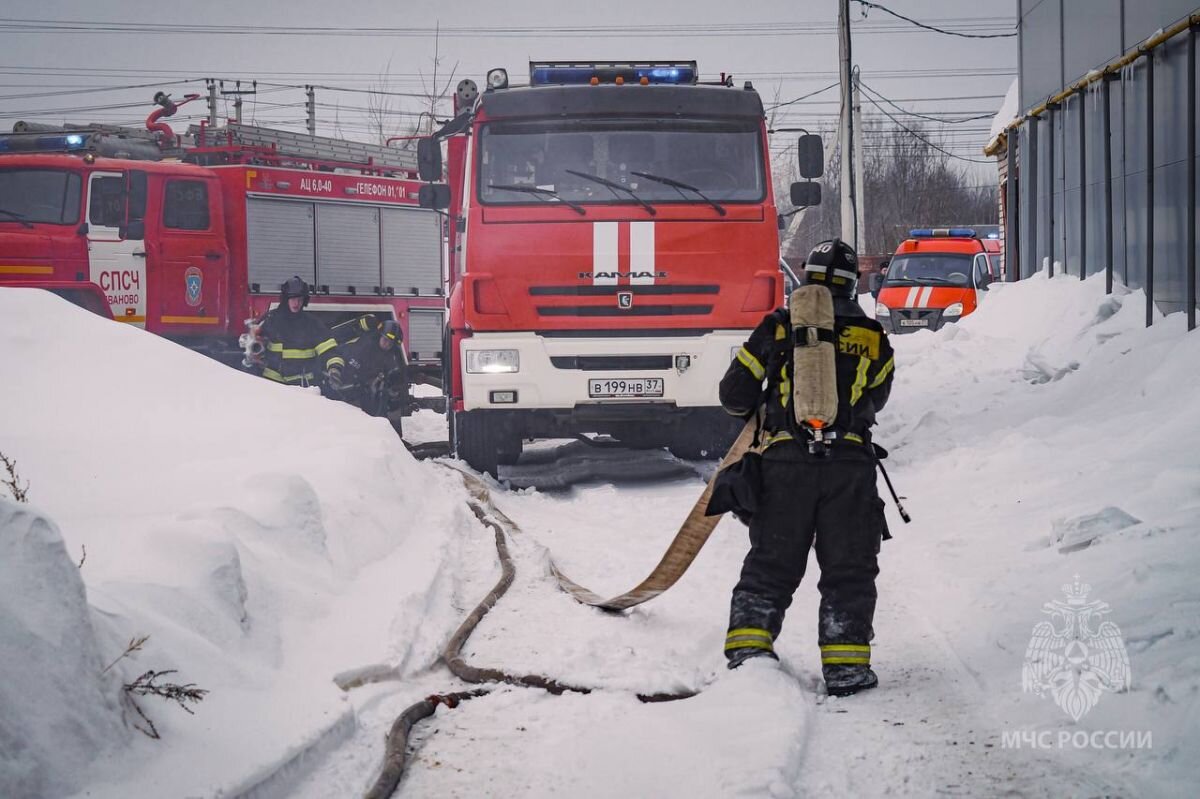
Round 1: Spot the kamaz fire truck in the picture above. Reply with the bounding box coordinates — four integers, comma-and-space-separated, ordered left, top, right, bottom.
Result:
0, 97, 446, 383
415, 62, 822, 474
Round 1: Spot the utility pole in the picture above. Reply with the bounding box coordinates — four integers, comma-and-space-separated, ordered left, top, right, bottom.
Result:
852, 66, 866, 254
306, 85, 316, 136
206, 78, 218, 128
220, 80, 257, 125
838, 0, 858, 249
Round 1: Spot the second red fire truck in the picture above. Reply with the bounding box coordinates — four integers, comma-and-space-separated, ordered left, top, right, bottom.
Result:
0, 102, 446, 382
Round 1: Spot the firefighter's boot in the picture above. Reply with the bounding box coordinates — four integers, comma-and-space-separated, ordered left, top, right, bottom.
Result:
823, 664, 878, 697
724, 626, 778, 670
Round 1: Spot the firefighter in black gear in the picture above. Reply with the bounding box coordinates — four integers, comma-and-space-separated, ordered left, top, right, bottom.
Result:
341, 318, 410, 419
720, 239, 895, 697
258, 276, 345, 392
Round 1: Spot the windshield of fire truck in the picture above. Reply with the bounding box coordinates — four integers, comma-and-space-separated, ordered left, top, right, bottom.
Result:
882, 253, 974, 288
478, 118, 764, 206
0, 169, 82, 225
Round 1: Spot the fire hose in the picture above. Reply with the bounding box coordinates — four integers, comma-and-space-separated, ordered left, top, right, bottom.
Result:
357, 452, 735, 798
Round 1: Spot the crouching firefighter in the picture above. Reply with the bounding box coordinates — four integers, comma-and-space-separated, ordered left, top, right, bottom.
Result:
718, 239, 895, 697
341, 319, 411, 422
258, 276, 345, 394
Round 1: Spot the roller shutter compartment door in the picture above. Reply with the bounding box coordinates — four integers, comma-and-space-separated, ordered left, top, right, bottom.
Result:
407, 310, 444, 361
316, 204, 382, 292
382, 207, 443, 295
246, 199, 315, 288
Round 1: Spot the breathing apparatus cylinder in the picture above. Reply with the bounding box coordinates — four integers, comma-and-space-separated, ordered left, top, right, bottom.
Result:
788, 284, 839, 440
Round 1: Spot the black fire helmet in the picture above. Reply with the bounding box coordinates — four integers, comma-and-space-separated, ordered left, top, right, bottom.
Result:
803, 239, 859, 299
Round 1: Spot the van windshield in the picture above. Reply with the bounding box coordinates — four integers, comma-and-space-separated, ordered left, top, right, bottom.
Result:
882, 253, 974, 287
478, 118, 765, 206
0, 169, 83, 225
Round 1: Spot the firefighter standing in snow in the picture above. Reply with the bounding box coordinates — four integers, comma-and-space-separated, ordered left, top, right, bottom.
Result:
340, 318, 410, 417
259, 276, 345, 391
719, 239, 895, 697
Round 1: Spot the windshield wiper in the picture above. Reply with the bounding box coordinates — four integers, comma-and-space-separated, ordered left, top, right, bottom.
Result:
487, 183, 586, 215
564, 170, 656, 216
631, 171, 726, 216
0, 208, 34, 229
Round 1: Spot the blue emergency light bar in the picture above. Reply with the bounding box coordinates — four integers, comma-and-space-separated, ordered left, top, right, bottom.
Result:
529, 61, 698, 86
0, 132, 89, 153
909, 228, 977, 238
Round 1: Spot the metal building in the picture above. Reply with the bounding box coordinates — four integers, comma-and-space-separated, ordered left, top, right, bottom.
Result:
987, 1, 1199, 329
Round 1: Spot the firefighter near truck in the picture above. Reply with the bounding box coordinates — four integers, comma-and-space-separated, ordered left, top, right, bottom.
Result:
416, 61, 823, 475
0, 94, 446, 407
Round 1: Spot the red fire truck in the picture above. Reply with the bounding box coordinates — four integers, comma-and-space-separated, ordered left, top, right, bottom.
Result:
0, 105, 446, 380
415, 62, 822, 474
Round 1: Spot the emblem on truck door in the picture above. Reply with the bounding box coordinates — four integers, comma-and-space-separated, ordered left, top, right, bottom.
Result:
617, 291, 633, 309
184, 266, 203, 307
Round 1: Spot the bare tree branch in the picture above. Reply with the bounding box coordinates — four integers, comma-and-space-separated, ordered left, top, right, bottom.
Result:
0, 450, 29, 502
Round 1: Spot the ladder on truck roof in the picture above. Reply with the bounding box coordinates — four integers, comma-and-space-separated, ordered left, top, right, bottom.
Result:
189, 122, 418, 174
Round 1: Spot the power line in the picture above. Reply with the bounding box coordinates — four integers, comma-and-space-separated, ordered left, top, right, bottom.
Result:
764, 82, 840, 112
858, 87, 996, 164
851, 1, 1018, 39
856, 81, 996, 124
0, 16, 1018, 38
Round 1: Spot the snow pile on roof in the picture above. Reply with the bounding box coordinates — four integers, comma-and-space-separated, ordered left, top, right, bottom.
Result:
987, 77, 1020, 147
0, 500, 124, 798
0, 287, 472, 797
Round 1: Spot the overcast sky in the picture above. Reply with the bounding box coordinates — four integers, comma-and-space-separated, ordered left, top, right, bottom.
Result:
0, 0, 1015, 179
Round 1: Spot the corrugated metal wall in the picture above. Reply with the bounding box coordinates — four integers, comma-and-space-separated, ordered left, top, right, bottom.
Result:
1012, 0, 1198, 326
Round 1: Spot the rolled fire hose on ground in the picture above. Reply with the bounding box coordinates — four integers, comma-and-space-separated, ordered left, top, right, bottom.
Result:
360, 472, 707, 798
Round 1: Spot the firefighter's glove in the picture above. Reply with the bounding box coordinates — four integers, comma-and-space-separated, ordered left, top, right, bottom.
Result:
326, 366, 344, 392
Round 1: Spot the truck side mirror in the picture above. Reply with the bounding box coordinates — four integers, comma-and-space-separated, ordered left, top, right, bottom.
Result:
417, 138, 443, 182
122, 219, 146, 241
797, 134, 824, 179
868, 271, 883, 297
419, 183, 451, 210
790, 180, 821, 208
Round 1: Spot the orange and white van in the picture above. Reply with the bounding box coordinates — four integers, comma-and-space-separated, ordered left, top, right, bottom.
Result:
874, 228, 997, 334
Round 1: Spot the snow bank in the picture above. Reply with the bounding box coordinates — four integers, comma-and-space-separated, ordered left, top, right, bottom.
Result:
0, 288, 473, 797
0, 499, 124, 799
877, 273, 1200, 795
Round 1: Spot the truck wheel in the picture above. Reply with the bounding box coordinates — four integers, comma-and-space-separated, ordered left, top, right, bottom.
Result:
453, 410, 505, 476
667, 434, 712, 460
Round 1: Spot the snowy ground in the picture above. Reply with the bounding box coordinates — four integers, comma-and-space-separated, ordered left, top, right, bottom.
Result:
2, 274, 1198, 798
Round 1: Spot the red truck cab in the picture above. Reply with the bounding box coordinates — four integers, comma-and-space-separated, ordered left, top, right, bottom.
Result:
874, 228, 997, 334
420, 61, 815, 472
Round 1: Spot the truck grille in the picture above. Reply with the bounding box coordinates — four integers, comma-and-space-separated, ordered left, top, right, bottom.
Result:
550, 355, 674, 370
537, 304, 713, 317
529, 284, 719, 296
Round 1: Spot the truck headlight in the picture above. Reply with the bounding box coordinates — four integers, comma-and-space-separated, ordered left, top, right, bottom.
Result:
943, 302, 964, 318
465, 349, 519, 374
875, 302, 890, 318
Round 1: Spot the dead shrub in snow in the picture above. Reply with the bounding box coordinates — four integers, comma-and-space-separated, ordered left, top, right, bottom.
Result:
0, 449, 29, 502
102, 635, 210, 739
123, 670, 210, 740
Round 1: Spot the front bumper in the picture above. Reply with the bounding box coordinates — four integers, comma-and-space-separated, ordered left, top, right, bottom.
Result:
460, 330, 745, 411
880, 308, 959, 334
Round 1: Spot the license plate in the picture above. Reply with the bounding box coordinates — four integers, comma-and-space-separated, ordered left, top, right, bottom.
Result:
588, 377, 665, 398
899, 319, 929, 327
